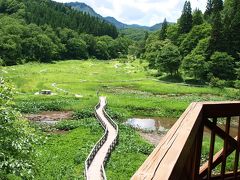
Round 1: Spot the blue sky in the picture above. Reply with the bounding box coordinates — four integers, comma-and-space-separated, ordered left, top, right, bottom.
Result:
54, 0, 207, 26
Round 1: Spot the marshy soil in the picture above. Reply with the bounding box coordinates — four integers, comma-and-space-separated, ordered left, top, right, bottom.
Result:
25, 111, 73, 123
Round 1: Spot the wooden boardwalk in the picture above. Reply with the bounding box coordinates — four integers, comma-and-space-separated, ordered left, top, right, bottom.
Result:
85, 97, 118, 180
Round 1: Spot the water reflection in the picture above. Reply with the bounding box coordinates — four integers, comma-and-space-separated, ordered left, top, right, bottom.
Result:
126, 118, 157, 131
126, 118, 173, 133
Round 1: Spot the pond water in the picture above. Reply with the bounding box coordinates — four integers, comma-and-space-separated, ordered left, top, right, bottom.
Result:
126, 118, 157, 131
35, 120, 59, 125
126, 117, 177, 133
41, 120, 58, 125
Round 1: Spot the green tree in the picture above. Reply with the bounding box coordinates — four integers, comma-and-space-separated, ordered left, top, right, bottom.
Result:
212, 0, 223, 12
180, 23, 211, 56
145, 40, 165, 68
95, 40, 110, 60
0, 16, 24, 65
209, 52, 236, 80
208, 12, 224, 56
33, 34, 58, 62
182, 54, 208, 80
191, 37, 211, 58
160, 18, 168, 40
0, 78, 40, 179
0, 0, 25, 16
156, 41, 182, 75
166, 24, 179, 45
178, 1, 193, 34
66, 38, 88, 59
223, 0, 240, 58
192, 9, 204, 26
111, 37, 131, 58
80, 33, 96, 57
204, 0, 213, 18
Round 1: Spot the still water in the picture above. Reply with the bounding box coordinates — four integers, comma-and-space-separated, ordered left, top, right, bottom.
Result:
125, 117, 177, 133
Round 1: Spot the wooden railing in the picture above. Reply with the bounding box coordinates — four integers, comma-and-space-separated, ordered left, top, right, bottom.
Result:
85, 101, 108, 180
132, 102, 240, 180
84, 99, 119, 180
101, 101, 119, 172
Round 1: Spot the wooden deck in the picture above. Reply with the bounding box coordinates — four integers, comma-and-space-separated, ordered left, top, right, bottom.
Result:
132, 102, 240, 180
85, 97, 118, 180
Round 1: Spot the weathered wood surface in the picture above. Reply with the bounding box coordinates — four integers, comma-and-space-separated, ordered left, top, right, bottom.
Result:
86, 97, 118, 180
131, 103, 203, 180
131, 102, 240, 180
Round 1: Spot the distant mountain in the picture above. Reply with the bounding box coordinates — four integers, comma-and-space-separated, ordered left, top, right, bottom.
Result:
66, 2, 166, 31
104, 16, 126, 29
66, 2, 102, 18
149, 23, 163, 31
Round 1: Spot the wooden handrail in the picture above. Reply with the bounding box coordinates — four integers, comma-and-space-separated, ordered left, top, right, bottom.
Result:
132, 102, 240, 180
85, 101, 109, 179
84, 98, 119, 180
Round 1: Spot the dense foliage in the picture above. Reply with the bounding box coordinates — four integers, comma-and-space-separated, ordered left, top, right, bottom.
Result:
1, 0, 117, 38
0, 0, 133, 65
0, 78, 40, 178
144, 0, 240, 87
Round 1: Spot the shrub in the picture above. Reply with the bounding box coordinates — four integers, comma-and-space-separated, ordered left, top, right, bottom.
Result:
15, 97, 68, 113
55, 120, 82, 131
209, 52, 236, 80
73, 109, 94, 120
106, 108, 127, 122
209, 77, 226, 88
0, 78, 41, 178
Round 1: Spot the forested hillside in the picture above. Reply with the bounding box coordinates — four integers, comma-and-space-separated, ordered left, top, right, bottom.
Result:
142, 0, 240, 87
67, 2, 167, 31
0, 0, 131, 65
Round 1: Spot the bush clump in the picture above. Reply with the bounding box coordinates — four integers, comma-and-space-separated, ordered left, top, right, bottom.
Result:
55, 120, 82, 131
73, 109, 94, 120
0, 78, 41, 179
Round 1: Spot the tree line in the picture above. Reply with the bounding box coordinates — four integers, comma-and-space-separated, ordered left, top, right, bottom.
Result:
143, 0, 240, 87
0, 0, 131, 65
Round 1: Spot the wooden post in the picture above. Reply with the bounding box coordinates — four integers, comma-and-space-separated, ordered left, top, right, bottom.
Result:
221, 117, 231, 179
233, 117, 240, 178
208, 118, 217, 179
192, 118, 204, 179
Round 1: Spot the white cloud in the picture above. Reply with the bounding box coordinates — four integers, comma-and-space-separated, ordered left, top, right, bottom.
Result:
54, 0, 207, 26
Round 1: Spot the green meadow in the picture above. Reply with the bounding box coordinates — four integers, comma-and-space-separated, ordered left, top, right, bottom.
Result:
1, 59, 238, 179
2, 59, 236, 117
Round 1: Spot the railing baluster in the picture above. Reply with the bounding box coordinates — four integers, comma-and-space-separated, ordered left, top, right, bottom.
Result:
192, 118, 204, 179
208, 118, 217, 179
221, 116, 231, 179
234, 117, 240, 177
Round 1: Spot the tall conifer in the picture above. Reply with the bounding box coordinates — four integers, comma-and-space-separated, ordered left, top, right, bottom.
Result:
178, 1, 193, 34
160, 18, 168, 40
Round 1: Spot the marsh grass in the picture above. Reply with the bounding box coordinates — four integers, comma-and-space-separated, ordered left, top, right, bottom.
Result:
35, 118, 102, 180
2, 59, 238, 179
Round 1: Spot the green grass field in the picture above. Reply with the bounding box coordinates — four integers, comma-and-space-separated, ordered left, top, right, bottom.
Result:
1, 59, 238, 179
2, 59, 237, 118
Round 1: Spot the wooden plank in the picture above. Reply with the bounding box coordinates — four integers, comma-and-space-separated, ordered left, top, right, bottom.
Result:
202, 102, 240, 118
234, 117, 240, 177
131, 103, 199, 180
192, 120, 204, 180
132, 102, 240, 180
152, 103, 203, 180
221, 117, 231, 179
208, 118, 217, 179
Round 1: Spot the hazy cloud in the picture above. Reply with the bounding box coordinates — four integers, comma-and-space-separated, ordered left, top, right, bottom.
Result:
54, 0, 207, 26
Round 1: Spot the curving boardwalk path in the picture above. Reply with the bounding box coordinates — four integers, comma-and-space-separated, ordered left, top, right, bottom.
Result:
86, 97, 118, 180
